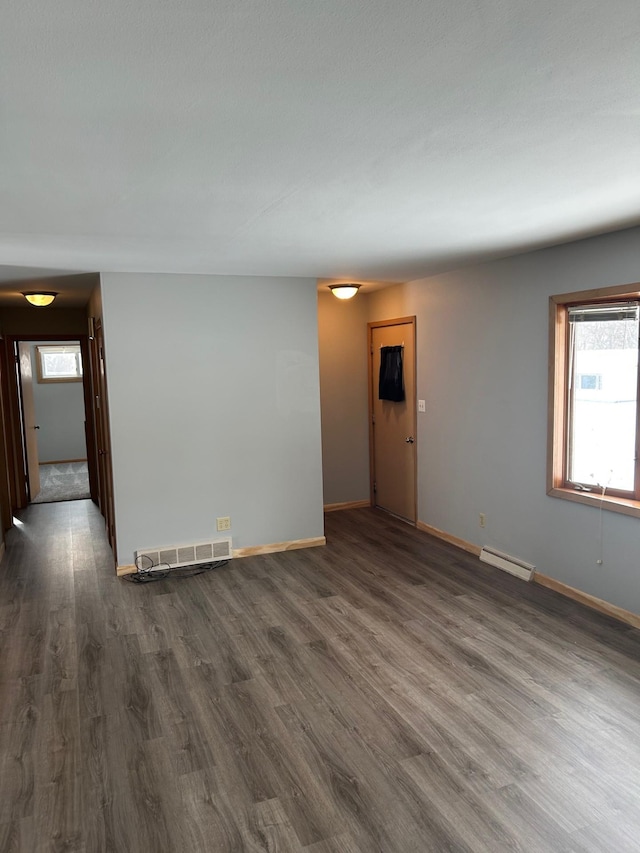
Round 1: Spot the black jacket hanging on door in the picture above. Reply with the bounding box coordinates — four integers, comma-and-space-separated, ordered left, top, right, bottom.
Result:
378, 345, 405, 402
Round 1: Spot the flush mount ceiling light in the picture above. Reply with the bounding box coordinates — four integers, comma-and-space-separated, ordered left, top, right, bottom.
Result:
329, 283, 360, 300
22, 292, 58, 307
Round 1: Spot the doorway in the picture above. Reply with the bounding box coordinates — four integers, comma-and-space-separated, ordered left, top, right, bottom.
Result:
368, 316, 417, 523
1, 334, 98, 514
18, 340, 90, 504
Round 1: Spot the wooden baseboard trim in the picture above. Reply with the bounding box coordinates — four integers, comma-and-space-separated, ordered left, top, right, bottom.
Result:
324, 500, 370, 513
534, 573, 640, 630
416, 521, 481, 557
412, 521, 640, 631
0, 541, 5, 565
233, 536, 326, 558
116, 537, 326, 576
41, 458, 88, 465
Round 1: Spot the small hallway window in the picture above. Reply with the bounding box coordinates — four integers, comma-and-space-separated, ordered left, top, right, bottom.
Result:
36, 344, 83, 383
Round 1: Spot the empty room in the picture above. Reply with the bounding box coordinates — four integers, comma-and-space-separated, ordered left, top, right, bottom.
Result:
1, 0, 640, 851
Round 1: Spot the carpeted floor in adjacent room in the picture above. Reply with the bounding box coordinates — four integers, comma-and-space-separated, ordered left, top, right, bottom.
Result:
31, 461, 90, 503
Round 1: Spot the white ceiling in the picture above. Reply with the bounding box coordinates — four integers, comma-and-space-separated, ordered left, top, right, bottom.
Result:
1, 0, 639, 285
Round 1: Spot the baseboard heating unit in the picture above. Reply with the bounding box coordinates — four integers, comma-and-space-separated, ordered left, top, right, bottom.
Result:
135, 537, 233, 573
479, 546, 535, 582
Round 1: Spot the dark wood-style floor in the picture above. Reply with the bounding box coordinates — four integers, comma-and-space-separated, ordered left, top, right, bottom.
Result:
2, 503, 640, 852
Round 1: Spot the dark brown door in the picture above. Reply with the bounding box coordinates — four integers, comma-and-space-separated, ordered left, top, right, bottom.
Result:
91, 319, 116, 554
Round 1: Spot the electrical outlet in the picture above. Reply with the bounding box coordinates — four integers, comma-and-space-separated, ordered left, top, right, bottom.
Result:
216, 516, 231, 531
479, 513, 486, 528
418, 399, 426, 412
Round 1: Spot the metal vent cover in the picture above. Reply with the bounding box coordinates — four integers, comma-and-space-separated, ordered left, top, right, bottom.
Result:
479, 546, 535, 582
135, 537, 232, 571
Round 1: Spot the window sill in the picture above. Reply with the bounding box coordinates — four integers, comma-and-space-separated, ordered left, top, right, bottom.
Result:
548, 486, 640, 519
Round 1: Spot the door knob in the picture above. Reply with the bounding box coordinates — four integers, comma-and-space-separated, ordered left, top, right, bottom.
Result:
405, 436, 414, 443
33, 425, 40, 430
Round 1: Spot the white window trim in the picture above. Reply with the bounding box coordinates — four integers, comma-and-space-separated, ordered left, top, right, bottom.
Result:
35, 344, 83, 384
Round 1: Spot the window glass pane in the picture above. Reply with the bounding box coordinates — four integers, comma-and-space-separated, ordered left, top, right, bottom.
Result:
37, 344, 82, 380
569, 308, 638, 491
42, 352, 78, 377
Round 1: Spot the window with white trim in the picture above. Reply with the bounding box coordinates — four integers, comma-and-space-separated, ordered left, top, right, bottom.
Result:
36, 344, 83, 383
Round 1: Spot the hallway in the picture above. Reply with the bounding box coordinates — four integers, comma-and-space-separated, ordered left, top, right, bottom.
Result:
31, 462, 91, 505
2, 504, 640, 851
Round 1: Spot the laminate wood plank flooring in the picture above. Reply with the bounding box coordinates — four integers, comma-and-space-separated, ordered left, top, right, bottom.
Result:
2, 502, 640, 851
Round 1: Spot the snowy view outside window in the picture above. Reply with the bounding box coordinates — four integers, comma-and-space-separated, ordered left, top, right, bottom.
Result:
36, 344, 83, 382
41, 351, 81, 378
568, 304, 639, 492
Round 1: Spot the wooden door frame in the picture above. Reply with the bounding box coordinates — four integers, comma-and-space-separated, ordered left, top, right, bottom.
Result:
0, 340, 25, 513
367, 316, 417, 521
90, 317, 117, 558
1, 334, 98, 512
17, 342, 41, 501
0, 351, 14, 532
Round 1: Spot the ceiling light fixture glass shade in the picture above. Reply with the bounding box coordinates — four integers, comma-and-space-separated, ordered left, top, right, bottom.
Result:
22, 292, 58, 307
329, 284, 360, 300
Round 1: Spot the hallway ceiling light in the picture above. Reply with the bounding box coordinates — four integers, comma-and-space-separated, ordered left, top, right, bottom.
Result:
329, 284, 360, 300
22, 292, 58, 307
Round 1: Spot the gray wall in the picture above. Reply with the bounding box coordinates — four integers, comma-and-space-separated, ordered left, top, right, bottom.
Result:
100, 273, 324, 566
317, 290, 370, 505
364, 226, 640, 614
30, 341, 87, 463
